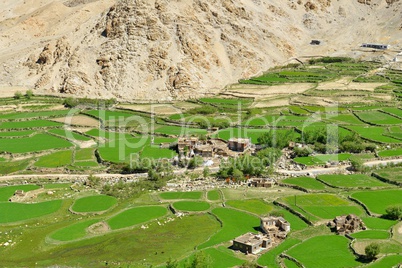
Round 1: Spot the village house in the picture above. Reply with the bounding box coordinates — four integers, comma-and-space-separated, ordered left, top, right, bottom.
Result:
260, 216, 291, 235
228, 138, 251, 152
249, 178, 274, 188
361, 43, 389, 50
328, 214, 366, 235
177, 137, 200, 156
232, 216, 291, 254
232, 232, 271, 254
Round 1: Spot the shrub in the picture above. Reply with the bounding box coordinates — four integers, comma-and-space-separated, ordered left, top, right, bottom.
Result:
384, 205, 402, 220
349, 156, 364, 172
13, 91, 22, 99
188, 105, 217, 115
25, 90, 34, 99
293, 147, 310, 157
365, 243, 380, 260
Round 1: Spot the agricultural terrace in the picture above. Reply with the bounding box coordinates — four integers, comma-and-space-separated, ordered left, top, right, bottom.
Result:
351, 189, 402, 215
172, 201, 210, 212
281, 194, 364, 222
107, 206, 168, 230
282, 176, 328, 191
286, 235, 361, 268
316, 174, 389, 188
71, 195, 117, 213
159, 191, 202, 200
373, 167, 402, 185
0, 58, 402, 266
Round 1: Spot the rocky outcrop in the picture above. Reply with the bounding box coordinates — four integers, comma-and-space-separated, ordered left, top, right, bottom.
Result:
0, 0, 401, 101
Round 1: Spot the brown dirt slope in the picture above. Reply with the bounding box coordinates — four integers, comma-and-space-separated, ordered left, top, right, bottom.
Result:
0, 0, 401, 101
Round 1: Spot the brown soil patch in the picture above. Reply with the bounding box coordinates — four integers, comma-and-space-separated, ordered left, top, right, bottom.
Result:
52, 115, 100, 127
87, 221, 110, 234
173, 101, 201, 111
0, 86, 29, 98
253, 98, 290, 108
316, 78, 386, 91
118, 104, 181, 115
226, 83, 314, 99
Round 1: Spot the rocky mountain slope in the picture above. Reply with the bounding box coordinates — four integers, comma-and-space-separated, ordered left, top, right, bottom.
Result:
0, 0, 401, 101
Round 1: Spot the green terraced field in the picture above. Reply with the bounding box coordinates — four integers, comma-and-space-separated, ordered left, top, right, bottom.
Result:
258, 238, 302, 268
50, 219, 98, 241
381, 107, 402, 118
207, 190, 220, 201
159, 191, 202, 200
282, 194, 364, 220
327, 114, 365, 125
0, 110, 72, 120
216, 128, 299, 144
0, 130, 35, 137
374, 167, 402, 184
350, 230, 389, 239
198, 208, 260, 249
282, 177, 327, 190
355, 111, 402, 125
48, 129, 92, 141
378, 148, 402, 158
351, 189, 402, 214
172, 201, 210, 211
34, 150, 73, 168
107, 206, 167, 230
347, 126, 401, 143
154, 125, 207, 136
317, 174, 388, 188
293, 153, 351, 166
0, 185, 40, 201
0, 159, 31, 174
0, 120, 63, 129
0, 133, 73, 153
287, 235, 361, 268
0, 200, 62, 223
362, 217, 397, 230
74, 148, 95, 161
71, 195, 117, 213
225, 199, 272, 215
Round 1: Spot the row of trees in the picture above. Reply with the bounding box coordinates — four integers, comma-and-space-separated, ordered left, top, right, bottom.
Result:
256, 127, 376, 156
217, 148, 282, 180
14, 90, 33, 100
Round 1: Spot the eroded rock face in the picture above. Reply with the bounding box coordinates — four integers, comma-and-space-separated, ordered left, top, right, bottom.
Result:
1, 0, 401, 101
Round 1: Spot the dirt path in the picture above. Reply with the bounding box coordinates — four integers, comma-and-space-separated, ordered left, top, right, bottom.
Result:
276, 158, 402, 176
0, 158, 400, 182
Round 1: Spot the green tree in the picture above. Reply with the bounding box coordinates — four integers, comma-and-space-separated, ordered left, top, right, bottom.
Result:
203, 166, 210, 178
349, 156, 364, 172
25, 90, 34, 99
232, 168, 244, 181
14, 91, 22, 99
365, 243, 380, 260
188, 156, 203, 169
384, 205, 402, 220
186, 251, 212, 268
258, 130, 294, 149
166, 258, 178, 268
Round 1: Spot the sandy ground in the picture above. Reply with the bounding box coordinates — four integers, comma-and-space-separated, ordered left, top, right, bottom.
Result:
316, 79, 387, 91
226, 83, 314, 98
52, 115, 100, 127
118, 104, 181, 115
0, 86, 30, 98
252, 98, 290, 108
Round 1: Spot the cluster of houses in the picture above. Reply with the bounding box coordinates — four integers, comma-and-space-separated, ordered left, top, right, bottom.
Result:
232, 216, 290, 254
327, 214, 366, 235
177, 136, 253, 158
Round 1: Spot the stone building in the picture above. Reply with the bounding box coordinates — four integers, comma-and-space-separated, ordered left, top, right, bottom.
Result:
232, 232, 271, 254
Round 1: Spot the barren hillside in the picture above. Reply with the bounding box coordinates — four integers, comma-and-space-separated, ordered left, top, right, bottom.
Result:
0, 0, 401, 101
